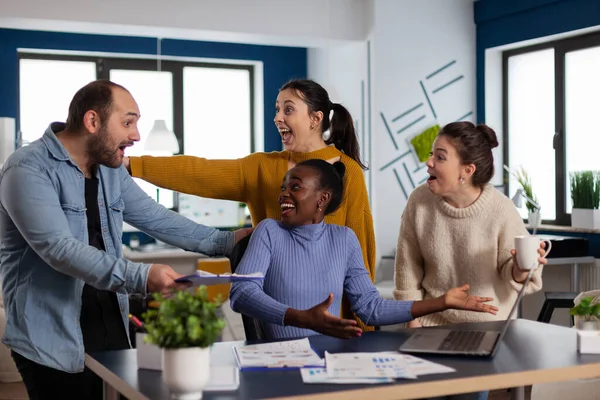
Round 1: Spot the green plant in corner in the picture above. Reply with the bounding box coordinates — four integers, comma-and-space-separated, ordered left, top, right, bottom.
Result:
570, 171, 600, 210
142, 286, 226, 349
570, 296, 600, 322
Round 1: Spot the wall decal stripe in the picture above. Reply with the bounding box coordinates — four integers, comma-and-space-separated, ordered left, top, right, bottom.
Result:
397, 115, 426, 134
392, 103, 424, 122
379, 150, 411, 171
403, 162, 415, 188
432, 75, 464, 94
419, 80, 437, 119
426, 60, 456, 79
455, 111, 473, 122
393, 168, 408, 199
380, 112, 398, 150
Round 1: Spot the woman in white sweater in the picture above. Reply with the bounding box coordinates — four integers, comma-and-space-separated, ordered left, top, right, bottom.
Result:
394, 122, 548, 400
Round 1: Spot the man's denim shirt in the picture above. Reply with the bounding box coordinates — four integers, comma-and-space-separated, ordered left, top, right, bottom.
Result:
0, 123, 234, 373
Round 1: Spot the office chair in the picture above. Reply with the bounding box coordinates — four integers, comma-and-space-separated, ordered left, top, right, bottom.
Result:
537, 291, 577, 326
229, 234, 265, 341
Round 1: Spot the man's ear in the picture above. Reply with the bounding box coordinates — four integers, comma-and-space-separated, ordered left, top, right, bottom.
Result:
82, 110, 100, 134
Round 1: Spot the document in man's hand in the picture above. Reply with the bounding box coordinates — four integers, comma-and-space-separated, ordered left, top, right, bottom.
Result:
175, 270, 264, 286
233, 338, 324, 370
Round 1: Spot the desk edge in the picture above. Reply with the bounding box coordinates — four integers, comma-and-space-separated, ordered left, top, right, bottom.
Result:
270, 362, 600, 400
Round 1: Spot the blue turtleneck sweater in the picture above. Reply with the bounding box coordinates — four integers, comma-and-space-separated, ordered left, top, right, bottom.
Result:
229, 219, 414, 340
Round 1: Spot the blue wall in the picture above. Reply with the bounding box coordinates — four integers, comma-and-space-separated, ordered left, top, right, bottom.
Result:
475, 0, 600, 122
0, 28, 307, 152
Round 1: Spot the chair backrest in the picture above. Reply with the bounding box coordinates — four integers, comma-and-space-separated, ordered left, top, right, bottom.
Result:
229, 234, 265, 341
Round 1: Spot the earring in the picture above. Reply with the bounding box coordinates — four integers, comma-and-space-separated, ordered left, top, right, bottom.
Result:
459, 177, 464, 184
310, 124, 315, 130
318, 203, 322, 211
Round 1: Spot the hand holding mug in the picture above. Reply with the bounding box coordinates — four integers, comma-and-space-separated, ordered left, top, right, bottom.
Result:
511, 236, 551, 282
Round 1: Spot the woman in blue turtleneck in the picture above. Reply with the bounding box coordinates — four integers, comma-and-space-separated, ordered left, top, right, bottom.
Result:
229, 159, 498, 340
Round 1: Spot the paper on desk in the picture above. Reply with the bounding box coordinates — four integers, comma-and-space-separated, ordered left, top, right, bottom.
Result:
325, 352, 417, 380
300, 368, 393, 384
233, 338, 324, 369
175, 270, 264, 286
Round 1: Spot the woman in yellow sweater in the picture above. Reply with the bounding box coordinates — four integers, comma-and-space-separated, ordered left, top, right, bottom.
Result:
124, 79, 375, 330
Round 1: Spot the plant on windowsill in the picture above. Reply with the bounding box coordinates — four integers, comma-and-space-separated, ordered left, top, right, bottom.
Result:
570, 295, 600, 354
508, 166, 541, 227
143, 287, 225, 399
570, 171, 600, 230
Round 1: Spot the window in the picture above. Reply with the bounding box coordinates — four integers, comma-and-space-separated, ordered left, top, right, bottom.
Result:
109, 69, 175, 209
503, 31, 600, 225
19, 57, 96, 145
18, 53, 255, 227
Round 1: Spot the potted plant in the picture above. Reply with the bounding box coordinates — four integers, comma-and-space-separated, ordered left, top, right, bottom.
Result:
570, 296, 600, 331
507, 166, 540, 226
143, 287, 226, 399
570, 296, 600, 354
570, 171, 600, 229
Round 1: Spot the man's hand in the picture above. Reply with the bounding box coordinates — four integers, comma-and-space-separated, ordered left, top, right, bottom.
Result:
443, 284, 498, 315
147, 264, 191, 296
234, 227, 254, 245
285, 294, 363, 339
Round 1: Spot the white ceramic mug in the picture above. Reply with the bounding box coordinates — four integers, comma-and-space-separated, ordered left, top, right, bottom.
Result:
514, 236, 552, 270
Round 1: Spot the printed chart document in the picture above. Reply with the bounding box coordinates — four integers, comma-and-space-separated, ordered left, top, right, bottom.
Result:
300, 368, 393, 384
300, 351, 455, 384
325, 352, 417, 379
175, 270, 264, 286
233, 338, 324, 370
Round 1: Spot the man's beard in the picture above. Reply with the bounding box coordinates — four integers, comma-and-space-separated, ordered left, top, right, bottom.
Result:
87, 123, 122, 169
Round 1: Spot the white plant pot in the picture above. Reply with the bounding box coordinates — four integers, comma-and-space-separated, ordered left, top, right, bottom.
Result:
571, 208, 600, 230
163, 347, 210, 400
576, 328, 600, 354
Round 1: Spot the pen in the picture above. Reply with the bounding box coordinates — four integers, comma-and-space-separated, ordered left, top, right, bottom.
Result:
129, 314, 145, 332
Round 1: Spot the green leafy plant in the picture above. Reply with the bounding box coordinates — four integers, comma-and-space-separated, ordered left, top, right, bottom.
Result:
570, 296, 600, 322
570, 171, 600, 210
142, 287, 225, 349
512, 167, 538, 213
410, 124, 440, 163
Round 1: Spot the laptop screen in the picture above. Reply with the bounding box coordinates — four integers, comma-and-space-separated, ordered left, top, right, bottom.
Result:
495, 265, 538, 345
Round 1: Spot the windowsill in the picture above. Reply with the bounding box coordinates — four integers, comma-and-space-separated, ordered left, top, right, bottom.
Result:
527, 224, 600, 235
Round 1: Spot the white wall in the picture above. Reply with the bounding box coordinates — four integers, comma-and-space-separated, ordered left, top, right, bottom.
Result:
371, 0, 476, 257
0, 0, 368, 47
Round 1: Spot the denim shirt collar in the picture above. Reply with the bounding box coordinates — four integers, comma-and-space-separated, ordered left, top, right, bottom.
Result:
41, 122, 72, 162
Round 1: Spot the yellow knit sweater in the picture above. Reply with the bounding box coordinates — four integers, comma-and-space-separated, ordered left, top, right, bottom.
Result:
130, 146, 376, 330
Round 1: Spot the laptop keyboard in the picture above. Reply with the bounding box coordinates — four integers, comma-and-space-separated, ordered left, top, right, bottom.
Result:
438, 330, 486, 352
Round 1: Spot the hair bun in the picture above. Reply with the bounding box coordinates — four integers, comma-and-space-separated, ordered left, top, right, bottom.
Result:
476, 124, 499, 149
332, 161, 346, 179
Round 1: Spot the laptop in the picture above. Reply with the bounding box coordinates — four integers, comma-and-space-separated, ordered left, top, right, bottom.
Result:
399, 266, 538, 357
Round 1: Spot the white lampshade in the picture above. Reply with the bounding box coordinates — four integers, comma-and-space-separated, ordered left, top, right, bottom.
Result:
144, 119, 179, 153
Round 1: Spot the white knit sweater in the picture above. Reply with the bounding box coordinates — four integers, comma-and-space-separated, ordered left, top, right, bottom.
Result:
393, 183, 543, 327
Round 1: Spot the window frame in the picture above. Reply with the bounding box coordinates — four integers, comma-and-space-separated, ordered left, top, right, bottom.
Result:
17, 52, 256, 212
502, 30, 600, 226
